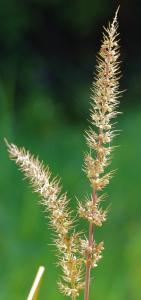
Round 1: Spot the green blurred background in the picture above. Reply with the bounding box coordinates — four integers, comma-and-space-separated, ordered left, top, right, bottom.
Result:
0, 0, 141, 299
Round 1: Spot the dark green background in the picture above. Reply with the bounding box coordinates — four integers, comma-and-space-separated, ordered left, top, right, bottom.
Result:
0, 1, 141, 299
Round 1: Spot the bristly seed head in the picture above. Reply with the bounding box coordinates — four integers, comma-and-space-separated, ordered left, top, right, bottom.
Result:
5, 140, 84, 298
78, 8, 121, 273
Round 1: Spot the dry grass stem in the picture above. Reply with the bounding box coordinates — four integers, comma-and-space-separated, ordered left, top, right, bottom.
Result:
27, 266, 45, 300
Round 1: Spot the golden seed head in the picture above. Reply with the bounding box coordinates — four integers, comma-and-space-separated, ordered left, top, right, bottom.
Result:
6, 140, 84, 297
84, 9, 121, 188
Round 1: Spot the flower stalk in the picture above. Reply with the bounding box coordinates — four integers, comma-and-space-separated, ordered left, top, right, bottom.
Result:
84, 189, 96, 300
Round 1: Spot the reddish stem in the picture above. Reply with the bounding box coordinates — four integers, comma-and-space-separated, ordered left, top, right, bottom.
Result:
84, 189, 97, 300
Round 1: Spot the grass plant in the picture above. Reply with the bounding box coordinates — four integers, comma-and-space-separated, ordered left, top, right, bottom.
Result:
5, 7, 122, 300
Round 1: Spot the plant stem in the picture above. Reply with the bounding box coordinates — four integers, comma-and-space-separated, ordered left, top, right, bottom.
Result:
84, 189, 97, 300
